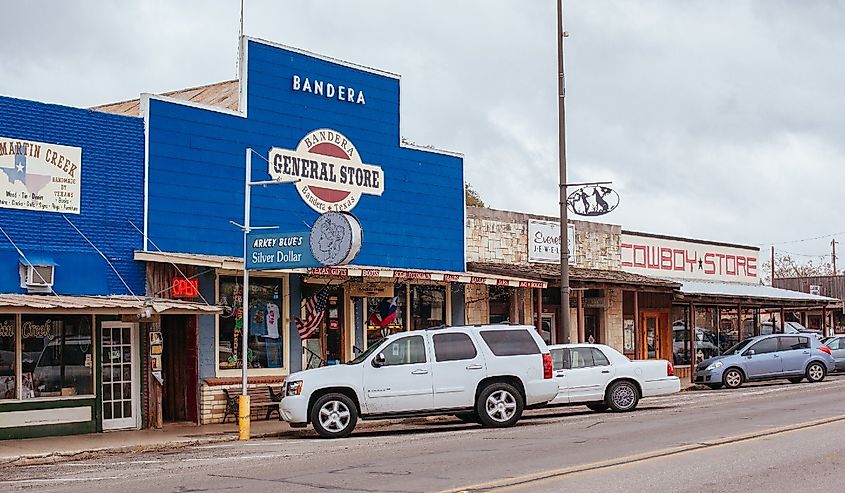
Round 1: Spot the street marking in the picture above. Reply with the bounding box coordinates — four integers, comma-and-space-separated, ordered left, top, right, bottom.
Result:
439, 414, 845, 492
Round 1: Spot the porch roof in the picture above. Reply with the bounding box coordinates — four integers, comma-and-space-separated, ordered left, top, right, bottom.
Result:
467, 262, 680, 291
0, 294, 221, 315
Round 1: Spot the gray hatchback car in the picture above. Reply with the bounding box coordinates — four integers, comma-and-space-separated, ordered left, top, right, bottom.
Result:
695, 334, 835, 389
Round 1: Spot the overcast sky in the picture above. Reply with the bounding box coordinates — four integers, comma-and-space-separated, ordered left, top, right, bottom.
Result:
2, 1, 843, 266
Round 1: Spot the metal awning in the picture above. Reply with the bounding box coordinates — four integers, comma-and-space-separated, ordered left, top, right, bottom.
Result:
135, 251, 547, 289
0, 294, 221, 314
677, 280, 840, 308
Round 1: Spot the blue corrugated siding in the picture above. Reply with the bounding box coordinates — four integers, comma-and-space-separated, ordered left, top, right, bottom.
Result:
0, 97, 145, 295
147, 40, 464, 272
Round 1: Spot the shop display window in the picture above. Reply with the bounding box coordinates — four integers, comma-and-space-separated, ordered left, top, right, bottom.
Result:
694, 307, 720, 364
718, 308, 740, 354
0, 316, 15, 400
740, 309, 757, 340
488, 286, 512, 324
410, 285, 446, 330
21, 315, 93, 398
218, 276, 284, 371
366, 285, 406, 348
671, 306, 690, 366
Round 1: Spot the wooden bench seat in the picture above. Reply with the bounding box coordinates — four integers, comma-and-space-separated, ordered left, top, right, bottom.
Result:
223, 386, 283, 423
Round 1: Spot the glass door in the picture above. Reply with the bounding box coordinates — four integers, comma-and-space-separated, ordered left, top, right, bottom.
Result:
640, 312, 662, 360
101, 322, 138, 430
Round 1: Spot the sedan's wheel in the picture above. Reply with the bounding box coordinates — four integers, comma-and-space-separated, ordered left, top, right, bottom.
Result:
722, 368, 744, 389
606, 381, 639, 412
586, 403, 609, 412
788, 377, 804, 384
806, 362, 827, 383
310, 393, 357, 439
476, 383, 524, 428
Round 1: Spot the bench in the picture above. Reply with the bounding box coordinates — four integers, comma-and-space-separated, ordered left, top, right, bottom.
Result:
223, 386, 284, 423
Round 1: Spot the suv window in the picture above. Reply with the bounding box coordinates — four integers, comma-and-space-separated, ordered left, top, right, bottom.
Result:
433, 333, 477, 362
748, 337, 779, 355
570, 348, 595, 369
479, 329, 540, 356
780, 336, 810, 351
591, 348, 611, 366
551, 348, 567, 370
382, 336, 427, 366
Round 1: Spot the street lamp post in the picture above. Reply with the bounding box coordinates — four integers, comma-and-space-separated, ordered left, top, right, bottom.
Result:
234, 147, 296, 440
557, 0, 571, 344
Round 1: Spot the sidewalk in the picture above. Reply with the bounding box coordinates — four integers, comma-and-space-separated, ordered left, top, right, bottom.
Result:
0, 419, 298, 466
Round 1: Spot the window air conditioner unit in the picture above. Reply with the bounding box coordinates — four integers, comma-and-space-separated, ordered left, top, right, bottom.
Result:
25, 264, 55, 288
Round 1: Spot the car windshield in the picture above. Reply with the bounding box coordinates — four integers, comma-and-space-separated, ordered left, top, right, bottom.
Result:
722, 338, 755, 356
346, 340, 383, 365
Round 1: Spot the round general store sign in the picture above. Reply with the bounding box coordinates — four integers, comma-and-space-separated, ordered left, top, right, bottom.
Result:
269, 129, 384, 212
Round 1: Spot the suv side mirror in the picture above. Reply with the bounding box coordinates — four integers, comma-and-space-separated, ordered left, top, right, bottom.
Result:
372, 353, 386, 368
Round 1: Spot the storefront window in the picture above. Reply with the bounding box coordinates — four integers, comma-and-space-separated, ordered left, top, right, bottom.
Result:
21, 315, 93, 398
740, 309, 756, 340
410, 285, 446, 330
694, 307, 719, 364
218, 276, 284, 371
718, 308, 740, 354
0, 316, 15, 400
489, 286, 512, 324
366, 285, 406, 348
671, 306, 690, 366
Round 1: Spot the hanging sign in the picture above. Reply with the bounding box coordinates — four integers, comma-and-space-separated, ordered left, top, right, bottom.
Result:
269, 129, 384, 213
347, 282, 394, 298
567, 185, 619, 217
309, 211, 362, 266
0, 137, 82, 214
247, 231, 320, 270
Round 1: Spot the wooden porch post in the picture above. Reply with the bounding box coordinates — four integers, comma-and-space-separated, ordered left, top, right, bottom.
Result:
535, 288, 543, 334
577, 289, 585, 343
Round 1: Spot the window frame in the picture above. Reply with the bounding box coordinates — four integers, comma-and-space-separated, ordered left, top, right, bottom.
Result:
479, 329, 541, 357
569, 347, 597, 369
379, 335, 428, 366
746, 337, 780, 355
432, 332, 478, 362
214, 272, 290, 378
591, 348, 611, 367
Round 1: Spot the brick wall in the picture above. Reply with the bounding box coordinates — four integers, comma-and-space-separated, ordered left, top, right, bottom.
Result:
0, 96, 145, 296
465, 284, 488, 324
466, 207, 621, 270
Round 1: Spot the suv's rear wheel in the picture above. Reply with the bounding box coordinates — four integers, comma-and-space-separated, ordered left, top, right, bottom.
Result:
606, 381, 639, 412
476, 383, 523, 428
311, 393, 358, 439
806, 362, 827, 383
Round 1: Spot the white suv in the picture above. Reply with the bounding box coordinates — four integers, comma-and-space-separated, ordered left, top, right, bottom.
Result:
280, 324, 558, 438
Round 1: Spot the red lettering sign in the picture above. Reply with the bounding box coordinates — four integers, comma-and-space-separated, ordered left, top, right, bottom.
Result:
172, 278, 199, 299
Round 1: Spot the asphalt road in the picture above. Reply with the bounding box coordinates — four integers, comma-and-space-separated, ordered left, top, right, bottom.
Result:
3, 377, 845, 493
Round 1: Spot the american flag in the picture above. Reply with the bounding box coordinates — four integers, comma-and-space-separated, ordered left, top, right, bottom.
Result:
296, 286, 330, 339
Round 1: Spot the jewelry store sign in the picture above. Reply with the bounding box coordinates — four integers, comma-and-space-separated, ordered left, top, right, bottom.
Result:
528, 220, 576, 265
0, 137, 81, 214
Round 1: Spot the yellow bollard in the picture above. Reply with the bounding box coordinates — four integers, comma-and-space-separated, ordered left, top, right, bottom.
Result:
238, 395, 251, 440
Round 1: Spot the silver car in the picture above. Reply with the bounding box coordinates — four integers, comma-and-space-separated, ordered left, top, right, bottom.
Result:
823, 335, 845, 371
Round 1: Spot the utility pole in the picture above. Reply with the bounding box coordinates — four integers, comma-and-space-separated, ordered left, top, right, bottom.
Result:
770, 246, 775, 286
556, 0, 571, 344
832, 239, 838, 275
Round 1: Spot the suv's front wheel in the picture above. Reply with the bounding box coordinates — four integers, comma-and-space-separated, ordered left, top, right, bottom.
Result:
477, 382, 523, 428
311, 393, 358, 439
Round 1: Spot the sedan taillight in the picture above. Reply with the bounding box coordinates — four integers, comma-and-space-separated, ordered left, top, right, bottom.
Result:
818, 346, 832, 355
667, 361, 675, 377
542, 353, 553, 379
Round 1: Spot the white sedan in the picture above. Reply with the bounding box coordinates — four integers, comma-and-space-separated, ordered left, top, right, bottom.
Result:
548, 344, 681, 412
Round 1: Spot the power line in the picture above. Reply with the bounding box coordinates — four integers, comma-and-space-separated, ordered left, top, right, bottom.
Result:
758, 230, 845, 247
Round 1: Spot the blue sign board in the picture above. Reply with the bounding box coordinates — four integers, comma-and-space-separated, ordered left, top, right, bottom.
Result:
246, 231, 319, 270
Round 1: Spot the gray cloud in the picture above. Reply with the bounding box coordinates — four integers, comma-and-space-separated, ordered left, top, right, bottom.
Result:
1, 1, 842, 262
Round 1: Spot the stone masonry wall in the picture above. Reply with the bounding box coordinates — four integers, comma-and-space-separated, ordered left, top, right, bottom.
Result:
466, 207, 621, 270
200, 382, 285, 425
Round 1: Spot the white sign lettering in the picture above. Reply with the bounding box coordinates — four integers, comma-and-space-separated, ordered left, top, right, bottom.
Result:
528, 220, 575, 265
0, 137, 81, 214
292, 75, 366, 105
621, 233, 759, 283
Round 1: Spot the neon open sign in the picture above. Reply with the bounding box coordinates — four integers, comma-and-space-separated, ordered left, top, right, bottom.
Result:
172, 278, 199, 299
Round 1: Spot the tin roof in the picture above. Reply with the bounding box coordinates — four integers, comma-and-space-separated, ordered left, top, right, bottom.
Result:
0, 294, 221, 314
92, 80, 240, 116
678, 280, 839, 304
466, 262, 681, 289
